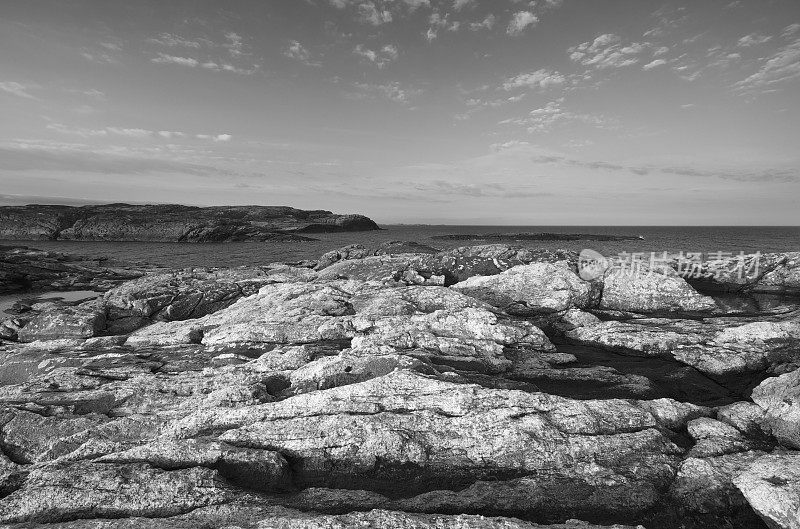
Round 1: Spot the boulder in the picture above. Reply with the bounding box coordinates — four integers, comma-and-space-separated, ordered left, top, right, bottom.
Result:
734, 453, 800, 529
599, 268, 717, 314
751, 368, 800, 449
670, 451, 767, 515
16, 303, 106, 342
452, 262, 595, 315
103, 268, 305, 322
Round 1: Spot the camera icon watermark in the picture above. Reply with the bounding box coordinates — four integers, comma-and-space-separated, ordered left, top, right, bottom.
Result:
578, 249, 610, 280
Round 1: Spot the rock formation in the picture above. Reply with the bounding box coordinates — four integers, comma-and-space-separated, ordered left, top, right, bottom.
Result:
0, 243, 798, 528
0, 204, 381, 242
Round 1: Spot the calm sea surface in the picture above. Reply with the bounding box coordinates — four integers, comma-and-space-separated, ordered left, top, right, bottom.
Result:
5, 225, 799, 269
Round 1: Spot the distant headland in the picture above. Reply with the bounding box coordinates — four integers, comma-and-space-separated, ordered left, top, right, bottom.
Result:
0, 204, 381, 243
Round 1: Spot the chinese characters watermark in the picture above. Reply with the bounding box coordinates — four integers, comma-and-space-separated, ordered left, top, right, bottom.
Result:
578, 249, 762, 281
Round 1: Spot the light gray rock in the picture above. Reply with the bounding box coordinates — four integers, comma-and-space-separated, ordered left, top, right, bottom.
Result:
734, 452, 800, 529
17, 303, 106, 342
599, 268, 717, 314
686, 417, 756, 457
452, 262, 595, 315
752, 368, 800, 449
0, 462, 233, 523
670, 451, 767, 515
169, 370, 692, 518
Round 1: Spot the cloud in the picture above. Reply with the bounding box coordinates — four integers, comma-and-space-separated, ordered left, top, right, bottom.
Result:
350, 81, 422, 103
151, 53, 199, 67
0, 141, 227, 177
568, 34, 650, 69
503, 69, 566, 90
47, 123, 233, 142
196, 133, 233, 142
106, 127, 151, 138
642, 59, 667, 70
147, 33, 204, 48
737, 33, 772, 47
80, 50, 118, 64
452, 0, 474, 10
416, 180, 550, 198
284, 40, 321, 67
151, 52, 257, 75
507, 11, 538, 36
530, 153, 799, 182
489, 140, 531, 152
353, 43, 398, 68
469, 14, 496, 31
357, 2, 393, 25
499, 99, 615, 133
783, 24, 800, 39
0, 81, 38, 100
425, 12, 460, 41
224, 32, 244, 57
735, 36, 800, 92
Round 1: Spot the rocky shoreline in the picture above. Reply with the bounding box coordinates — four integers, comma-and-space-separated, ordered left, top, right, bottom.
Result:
0, 204, 381, 242
0, 242, 798, 528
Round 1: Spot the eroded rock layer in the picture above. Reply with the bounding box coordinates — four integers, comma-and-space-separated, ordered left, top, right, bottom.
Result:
0, 244, 798, 529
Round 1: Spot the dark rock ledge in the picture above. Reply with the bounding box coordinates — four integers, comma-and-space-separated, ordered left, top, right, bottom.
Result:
0, 243, 798, 528
0, 204, 381, 242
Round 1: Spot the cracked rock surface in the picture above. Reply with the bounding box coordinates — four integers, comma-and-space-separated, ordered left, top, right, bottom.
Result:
0, 245, 798, 529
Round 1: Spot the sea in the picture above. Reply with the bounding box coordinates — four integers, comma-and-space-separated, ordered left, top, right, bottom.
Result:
6, 225, 799, 269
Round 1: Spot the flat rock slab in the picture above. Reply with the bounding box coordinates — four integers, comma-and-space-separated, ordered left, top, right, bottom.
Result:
734, 453, 800, 529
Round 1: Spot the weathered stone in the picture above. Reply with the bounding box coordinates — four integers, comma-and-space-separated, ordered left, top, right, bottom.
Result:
734, 453, 800, 529
17, 303, 106, 342
167, 370, 689, 519
452, 262, 594, 315
670, 451, 767, 514
0, 244, 147, 295
244, 509, 644, 529
752, 368, 800, 449
0, 462, 233, 523
103, 268, 303, 322
436, 245, 579, 283
686, 417, 755, 457
566, 316, 800, 377
96, 438, 292, 490
599, 268, 717, 314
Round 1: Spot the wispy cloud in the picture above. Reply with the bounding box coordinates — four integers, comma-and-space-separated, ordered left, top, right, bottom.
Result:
735, 36, 800, 92
47, 123, 233, 142
150, 52, 258, 75
737, 33, 772, 47
353, 43, 398, 68
147, 33, 206, 48
642, 59, 667, 70
0, 141, 229, 177
349, 81, 422, 103
469, 14, 496, 31
0, 81, 38, 100
569, 34, 651, 69
151, 53, 199, 68
499, 98, 616, 133
284, 40, 321, 67
530, 153, 799, 182
503, 69, 566, 90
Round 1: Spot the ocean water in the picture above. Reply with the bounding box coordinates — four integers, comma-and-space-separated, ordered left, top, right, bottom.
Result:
5, 225, 799, 269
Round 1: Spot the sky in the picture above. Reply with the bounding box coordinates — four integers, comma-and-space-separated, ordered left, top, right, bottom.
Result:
0, 0, 799, 225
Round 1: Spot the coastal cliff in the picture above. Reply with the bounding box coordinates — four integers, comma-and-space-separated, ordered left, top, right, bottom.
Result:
0, 204, 381, 242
